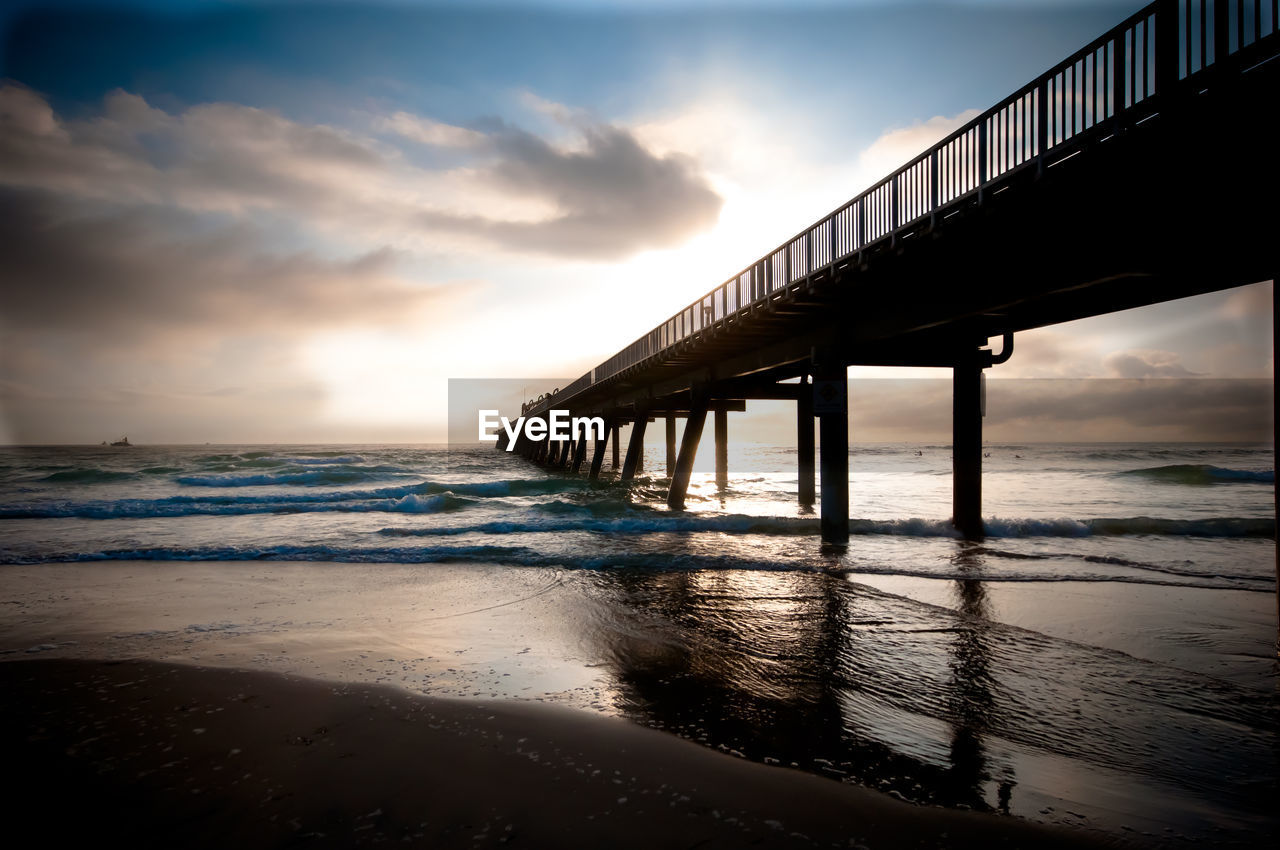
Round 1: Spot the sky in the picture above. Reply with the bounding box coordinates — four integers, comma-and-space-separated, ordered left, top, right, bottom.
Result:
0, 0, 1272, 444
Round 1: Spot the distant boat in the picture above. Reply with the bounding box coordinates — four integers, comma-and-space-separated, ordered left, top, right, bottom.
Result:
110, 436, 132, 447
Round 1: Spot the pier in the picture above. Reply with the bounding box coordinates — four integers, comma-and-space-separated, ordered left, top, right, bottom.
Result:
507, 0, 1278, 545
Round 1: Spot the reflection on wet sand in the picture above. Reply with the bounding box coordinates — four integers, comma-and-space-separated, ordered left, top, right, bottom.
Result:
583, 549, 1012, 814
576, 544, 1277, 844
946, 546, 1012, 815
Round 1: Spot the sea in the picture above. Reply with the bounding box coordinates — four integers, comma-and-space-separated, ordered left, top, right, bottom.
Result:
0, 441, 1276, 845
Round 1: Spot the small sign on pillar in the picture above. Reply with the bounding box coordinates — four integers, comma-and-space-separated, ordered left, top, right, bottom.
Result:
812, 379, 845, 414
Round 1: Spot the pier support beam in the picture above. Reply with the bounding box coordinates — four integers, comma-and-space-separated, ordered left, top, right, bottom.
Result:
714, 409, 728, 490
665, 416, 676, 477
814, 361, 849, 544
571, 436, 588, 474
797, 374, 815, 506
953, 351, 984, 540
621, 416, 648, 481
668, 399, 708, 509
589, 421, 613, 480
612, 423, 621, 470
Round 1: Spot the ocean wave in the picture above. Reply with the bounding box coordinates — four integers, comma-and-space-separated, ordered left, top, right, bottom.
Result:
1119, 464, 1274, 485
176, 467, 413, 487
380, 513, 819, 538
0, 490, 478, 519
285, 455, 364, 465
379, 514, 1273, 539
38, 468, 137, 484
2, 544, 1269, 592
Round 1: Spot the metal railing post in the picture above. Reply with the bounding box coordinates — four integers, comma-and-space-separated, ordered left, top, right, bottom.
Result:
929, 151, 939, 227
1111, 36, 1124, 122
1155, 0, 1180, 94
1037, 78, 1050, 176
829, 215, 837, 266
1213, 0, 1229, 68
890, 177, 899, 234
977, 118, 988, 202
858, 196, 866, 256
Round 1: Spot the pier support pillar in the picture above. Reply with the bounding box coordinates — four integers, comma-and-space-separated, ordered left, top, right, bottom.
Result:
589, 420, 613, 480
571, 436, 588, 474
612, 423, 621, 470
953, 351, 984, 541
814, 361, 849, 544
665, 416, 676, 477
668, 399, 709, 509
714, 409, 728, 490
797, 374, 815, 506
621, 415, 648, 481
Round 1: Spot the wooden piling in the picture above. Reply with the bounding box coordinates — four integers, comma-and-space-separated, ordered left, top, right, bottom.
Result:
589, 423, 611, 480
814, 363, 848, 544
714, 409, 728, 490
665, 416, 676, 477
621, 416, 648, 481
797, 374, 815, 506
668, 401, 708, 509
953, 352, 984, 540
611, 423, 621, 469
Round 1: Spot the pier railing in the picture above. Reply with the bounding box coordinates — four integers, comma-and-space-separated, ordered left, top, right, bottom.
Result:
530, 0, 1277, 416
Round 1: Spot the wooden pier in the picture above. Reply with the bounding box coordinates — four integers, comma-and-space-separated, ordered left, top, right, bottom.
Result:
506, 0, 1278, 547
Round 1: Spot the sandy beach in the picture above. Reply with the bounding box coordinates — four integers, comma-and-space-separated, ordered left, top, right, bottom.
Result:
1, 656, 1110, 849
3, 558, 1274, 847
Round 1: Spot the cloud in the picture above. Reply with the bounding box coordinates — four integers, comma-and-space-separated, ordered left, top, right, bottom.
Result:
1102, 349, 1202, 379
0, 187, 438, 337
839, 378, 1272, 442
0, 83, 721, 261
420, 123, 723, 258
378, 111, 486, 148
854, 109, 982, 188
986, 379, 1272, 441
1218, 280, 1273, 319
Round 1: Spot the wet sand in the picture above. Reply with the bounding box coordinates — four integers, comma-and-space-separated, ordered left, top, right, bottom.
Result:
0, 657, 1110, 849
4, 560, 1268, 846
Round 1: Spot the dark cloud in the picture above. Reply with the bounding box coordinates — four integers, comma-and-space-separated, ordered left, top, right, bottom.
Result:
0, 187, 434, 336
0, 83, 722, 261
1102, 350, 1201, 379
479, 124, 723, 258
839, 379, 1272, 442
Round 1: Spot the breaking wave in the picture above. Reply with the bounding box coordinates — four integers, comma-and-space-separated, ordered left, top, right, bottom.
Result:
1120, 464, 1274, 485
1, 542, 1269, 592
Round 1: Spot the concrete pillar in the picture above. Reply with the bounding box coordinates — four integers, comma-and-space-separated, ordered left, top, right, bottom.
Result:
668, 400, 708, 509
797, 374, 815, 506
714, 409, 728, 490
621, 416, 648, 481
665, 416, 676, 477
953, 352, 984, 540
612, 423, 621, 469
571, 435, 588, 474
814, 362, 849, 544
